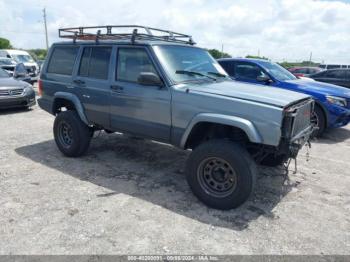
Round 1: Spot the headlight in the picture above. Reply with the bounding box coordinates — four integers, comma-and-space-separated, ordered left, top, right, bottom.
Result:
326, 95, 347, 107
24, 86, 33, 94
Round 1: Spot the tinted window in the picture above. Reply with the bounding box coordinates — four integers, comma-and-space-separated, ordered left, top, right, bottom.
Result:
47, 46, 79, 75
218, 61, 235, 76
0, 68, 9, 78
325, 70, 347, 78
78, 46, 112, 80
235, 62, 266, 80
117, 48, 157, 82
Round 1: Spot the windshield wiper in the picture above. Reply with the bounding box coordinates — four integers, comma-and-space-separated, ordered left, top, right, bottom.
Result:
175, 70, 216, 81
207, 71, 227, 78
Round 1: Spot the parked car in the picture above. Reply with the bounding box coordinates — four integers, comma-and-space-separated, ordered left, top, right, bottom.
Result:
0, 68, 36, 109
0, 49, 39, 83
0, 57, 17, 73
309, 69, 350, 89
288, 67, 323, 77
218, 58, 350, 136
38, 25, 314, 210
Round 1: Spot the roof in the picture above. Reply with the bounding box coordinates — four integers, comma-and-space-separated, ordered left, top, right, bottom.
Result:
0, 49, 31, 55
58, 25, 196, 46
51, 39, 196, 47
217, 57, 270, 63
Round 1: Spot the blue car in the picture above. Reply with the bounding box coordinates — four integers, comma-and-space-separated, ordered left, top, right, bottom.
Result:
218, 58, 350, 136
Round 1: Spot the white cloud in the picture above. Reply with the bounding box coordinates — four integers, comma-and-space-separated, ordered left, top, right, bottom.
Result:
0, 0, 350, 64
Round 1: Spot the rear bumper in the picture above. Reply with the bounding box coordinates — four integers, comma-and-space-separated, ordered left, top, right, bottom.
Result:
37, 97, 53, 114
0, 93, 36, 109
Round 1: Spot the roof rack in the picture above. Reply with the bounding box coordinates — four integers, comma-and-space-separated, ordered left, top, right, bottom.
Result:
58, 25, 196, 45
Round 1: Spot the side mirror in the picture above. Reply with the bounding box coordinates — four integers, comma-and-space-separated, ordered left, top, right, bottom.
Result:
257, 75, 272, 83
14, 63, 27, 78
138, 72, 163, 87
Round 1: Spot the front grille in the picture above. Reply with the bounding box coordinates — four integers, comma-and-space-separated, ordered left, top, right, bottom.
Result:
0, 89, 23, 96
0, 90, 10, 96
283, 99, 313, 140
10, 89, 24, 96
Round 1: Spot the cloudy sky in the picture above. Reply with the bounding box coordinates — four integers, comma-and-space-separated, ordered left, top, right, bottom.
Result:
0, 0, 349, 64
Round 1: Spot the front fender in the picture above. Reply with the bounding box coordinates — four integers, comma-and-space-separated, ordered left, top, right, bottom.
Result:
53, 92, 89, 125
180, 113, 263, 148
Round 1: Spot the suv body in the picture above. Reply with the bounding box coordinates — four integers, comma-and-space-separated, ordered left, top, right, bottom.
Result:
218, 58, 350, 136
0, 49, 39, 83
38, 26, 314, 210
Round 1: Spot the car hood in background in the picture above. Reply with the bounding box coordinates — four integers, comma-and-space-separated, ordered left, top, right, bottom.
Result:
183, 80, 310, 108
0, 77, 28, 90
284, 79, 350, 98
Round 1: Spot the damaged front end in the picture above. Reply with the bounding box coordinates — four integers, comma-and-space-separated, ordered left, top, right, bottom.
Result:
252, 98, 315, 168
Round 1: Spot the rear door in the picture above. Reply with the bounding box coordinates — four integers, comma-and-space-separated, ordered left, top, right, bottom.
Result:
109, 46, 171, 142
73, 45, 113, 128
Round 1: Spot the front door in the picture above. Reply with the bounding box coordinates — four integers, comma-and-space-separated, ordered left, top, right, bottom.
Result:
110, 47, 171, 142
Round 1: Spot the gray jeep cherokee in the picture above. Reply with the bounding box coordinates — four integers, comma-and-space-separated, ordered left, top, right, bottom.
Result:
38, 26, 314, 210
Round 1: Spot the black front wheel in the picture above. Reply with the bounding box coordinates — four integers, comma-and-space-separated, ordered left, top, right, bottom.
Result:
186, 140, 257, 210
53, 110, 92, 157
311, 105, 326, 138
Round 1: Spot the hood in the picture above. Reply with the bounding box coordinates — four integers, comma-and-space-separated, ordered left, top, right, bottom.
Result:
285, 79, 350, 98
183, 80, 310, 108
0, 77, 28, 90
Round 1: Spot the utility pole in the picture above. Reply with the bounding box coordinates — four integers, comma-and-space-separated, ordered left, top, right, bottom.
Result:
309, 51, 313, 66
43, 8, 49, 50
221, 44, 224, 58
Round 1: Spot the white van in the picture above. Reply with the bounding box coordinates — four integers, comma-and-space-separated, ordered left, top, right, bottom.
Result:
0, 49, 39, 82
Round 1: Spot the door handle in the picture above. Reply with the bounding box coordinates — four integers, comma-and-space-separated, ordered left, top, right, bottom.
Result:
73, 79, 85, 85
110, 85, 124, 92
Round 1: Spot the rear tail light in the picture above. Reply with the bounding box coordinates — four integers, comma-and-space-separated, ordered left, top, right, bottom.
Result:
38, 79, 43, 96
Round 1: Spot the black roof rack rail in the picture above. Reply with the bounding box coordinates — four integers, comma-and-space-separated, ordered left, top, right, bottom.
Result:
59, 25, 196, 45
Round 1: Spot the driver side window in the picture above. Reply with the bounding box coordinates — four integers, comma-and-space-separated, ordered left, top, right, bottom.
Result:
117, 48, 158, 83
235, 62, 265, 80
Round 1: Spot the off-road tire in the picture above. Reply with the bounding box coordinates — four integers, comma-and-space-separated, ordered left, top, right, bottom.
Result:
53, 110, 92, 157
186, 140, 257, 210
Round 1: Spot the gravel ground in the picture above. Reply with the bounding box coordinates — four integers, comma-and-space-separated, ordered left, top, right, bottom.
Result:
0, 106, 349, 255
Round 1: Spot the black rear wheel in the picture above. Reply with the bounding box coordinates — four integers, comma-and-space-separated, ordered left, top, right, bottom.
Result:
54, 110, 92, 157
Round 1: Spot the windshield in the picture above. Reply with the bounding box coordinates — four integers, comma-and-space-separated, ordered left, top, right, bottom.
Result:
0, 68, 10, 78
259, 61, 297, 81
11, 54, 35, 63
153, 45, 228, 83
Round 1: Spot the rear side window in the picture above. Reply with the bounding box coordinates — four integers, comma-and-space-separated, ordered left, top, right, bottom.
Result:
78, 46, 112, 80
47, 46, 79, 75
218, 61, 235, 76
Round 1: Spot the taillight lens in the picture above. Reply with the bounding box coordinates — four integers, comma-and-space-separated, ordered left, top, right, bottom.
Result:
38, 79, 43, 96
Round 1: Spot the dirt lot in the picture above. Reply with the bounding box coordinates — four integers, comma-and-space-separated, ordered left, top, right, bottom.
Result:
0, 105, 349, 255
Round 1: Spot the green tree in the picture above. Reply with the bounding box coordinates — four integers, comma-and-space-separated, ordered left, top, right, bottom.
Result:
0, 37, 12, 49
245, 55, 269, 60
207, 49, 231, 59
27, 49, 48, 60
